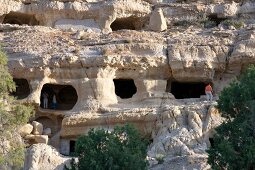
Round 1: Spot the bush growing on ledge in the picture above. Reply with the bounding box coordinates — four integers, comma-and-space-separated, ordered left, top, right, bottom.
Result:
173, 15, 217, 29
202, 20, 217, 29
67, 124, 149, 170
173, 16, 202, 28
221, 19, 244, 29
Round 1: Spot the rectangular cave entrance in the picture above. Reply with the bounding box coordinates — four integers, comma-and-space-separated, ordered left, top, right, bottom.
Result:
3, 11, 39, 26
113, 79, 137, 99
12, 78, 31, 99
207, 14, 226, 26
69, 140, 76, 155
168, 81, 207, 99
209, 138, 215, 148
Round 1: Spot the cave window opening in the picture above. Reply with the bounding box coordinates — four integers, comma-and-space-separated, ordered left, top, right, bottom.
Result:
40, 84, 78, 110
113, 79, 137, 99
3, 11, 39, 26
209, 138, 214, 148
12, 78, 31, 99
169, 81, 207, 99
207, 14, 226, 26
69, 140, 76, 155
110, 17, 143, 31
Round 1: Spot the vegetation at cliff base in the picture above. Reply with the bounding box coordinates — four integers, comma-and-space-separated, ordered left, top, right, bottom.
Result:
0, 48, 34, 170
68, 124, 149, 170
207, 65, 255, 169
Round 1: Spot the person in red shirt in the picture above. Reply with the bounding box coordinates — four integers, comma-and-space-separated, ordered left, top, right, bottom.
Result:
205, 84, 213, 101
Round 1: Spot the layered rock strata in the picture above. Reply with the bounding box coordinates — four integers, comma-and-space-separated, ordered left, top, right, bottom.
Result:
0, 0, 255, 169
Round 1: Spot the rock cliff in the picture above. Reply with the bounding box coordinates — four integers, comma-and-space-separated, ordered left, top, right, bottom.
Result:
0, 0, 255, 169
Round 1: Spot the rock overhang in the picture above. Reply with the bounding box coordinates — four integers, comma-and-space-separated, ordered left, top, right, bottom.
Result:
1, 0, 255, 168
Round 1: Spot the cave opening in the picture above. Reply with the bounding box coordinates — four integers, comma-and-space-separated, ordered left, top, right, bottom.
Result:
207, 14, 226, 26
40, 84, 78, 110
110, 17, 144, 31
35, 116, 55, 135
169, 81, 206, 99
3, 11, 39, 26
113, 79, 137, 99
69, 140, 76, 155
209, 138, 214, 148
12, 78, 31, 99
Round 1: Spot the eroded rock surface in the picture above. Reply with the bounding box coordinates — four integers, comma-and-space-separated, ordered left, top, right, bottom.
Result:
0, 0, 255, 169
148, 102, 223, 169
24, 144, 71, 170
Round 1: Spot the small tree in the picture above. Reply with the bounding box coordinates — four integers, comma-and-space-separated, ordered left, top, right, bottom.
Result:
70, 124, 149, 170
207, 65, 255, 170
0, 48, 34, 169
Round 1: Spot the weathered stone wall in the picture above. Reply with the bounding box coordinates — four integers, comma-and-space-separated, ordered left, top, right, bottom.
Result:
0, 0, 255, 169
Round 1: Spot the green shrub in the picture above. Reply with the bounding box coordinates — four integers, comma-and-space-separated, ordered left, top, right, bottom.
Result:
173, 15, 217, 29
0, 47, 34, 169
173, 16, 201, 28
174, 20, 194, 27
221, 19, 244, 29
202, 20, 217, 29
155, 154, 165, 164
68, 124, 149, 170
207, 65, 255, 170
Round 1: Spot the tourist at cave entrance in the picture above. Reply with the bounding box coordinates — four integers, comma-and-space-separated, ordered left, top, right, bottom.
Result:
51, 94, 57, 109
42, 92, 49, 108
205, 83, 213, 101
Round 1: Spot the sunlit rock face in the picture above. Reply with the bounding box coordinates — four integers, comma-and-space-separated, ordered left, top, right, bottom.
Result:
0, 0, 255, 169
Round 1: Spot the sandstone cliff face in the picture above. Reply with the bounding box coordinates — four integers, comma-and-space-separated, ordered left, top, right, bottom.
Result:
0, 0, 255, 169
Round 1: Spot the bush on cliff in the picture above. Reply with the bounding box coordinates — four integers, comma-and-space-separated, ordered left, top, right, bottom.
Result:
0, 48, 34, 170
207, 65, 255, 169
69, 124, 149, 170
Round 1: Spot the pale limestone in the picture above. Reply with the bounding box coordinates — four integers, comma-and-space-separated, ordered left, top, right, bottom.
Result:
19, 124, 33, 137
0, 0, 255, 169
32, 121, 43, 135
34, 135, 48, 144
148, 103, 223, 169
54, 19, 101, 32
149, 8, 167, 32
1, 22, 254, 170
207, 2, 239, 18
99, 9, 117, 34
24, 144, 71, 170
25, 134, 48, 144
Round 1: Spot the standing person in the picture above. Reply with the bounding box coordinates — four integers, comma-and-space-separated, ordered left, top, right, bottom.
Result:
42, 92, 48, 108
52, 94, 57, 109
205, 83, 213, 101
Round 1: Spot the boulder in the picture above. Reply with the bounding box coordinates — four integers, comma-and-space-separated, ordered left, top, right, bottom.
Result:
24, 134, 48, 144
149, 8, 167, 32
34, 135, 49, 144
32, 121, 43, 135
19, 124, 33, 137
24, 144, 72, 170
24, 134, 35, 140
